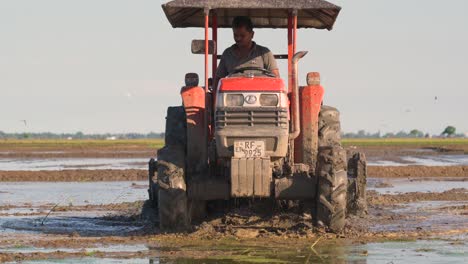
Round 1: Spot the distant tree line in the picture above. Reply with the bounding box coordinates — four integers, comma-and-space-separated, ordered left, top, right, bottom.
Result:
0, 131, 164, 140
342, 126, 465, 138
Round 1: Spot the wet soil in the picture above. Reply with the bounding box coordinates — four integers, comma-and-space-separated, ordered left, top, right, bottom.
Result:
1, 188, 467, 262
348, 145, 468, 158
368, 165, 468, 178
1, 145, 467, 182
1, 144, 467, 262
0, 146, 155, 159
0, 169, 147, 182
0, 165, 466, 182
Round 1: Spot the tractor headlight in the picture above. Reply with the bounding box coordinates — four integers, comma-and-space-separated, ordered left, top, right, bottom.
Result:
260, 94, 279, 106
225, 94, 244, 106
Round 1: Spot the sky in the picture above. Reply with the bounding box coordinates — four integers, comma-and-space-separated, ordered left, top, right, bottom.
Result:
0, 0, 467, 135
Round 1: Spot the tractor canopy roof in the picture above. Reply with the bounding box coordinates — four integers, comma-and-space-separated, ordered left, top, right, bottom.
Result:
162, 0, 341, 30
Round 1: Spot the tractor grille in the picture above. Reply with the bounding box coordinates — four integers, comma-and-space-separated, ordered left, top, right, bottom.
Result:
216, 108, 288, 128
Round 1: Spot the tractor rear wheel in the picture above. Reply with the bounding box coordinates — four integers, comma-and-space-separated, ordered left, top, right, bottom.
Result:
157, 145, 190, 231
157, 106, 206, 231
316, 105, 347, 233
157, 106, 189, 231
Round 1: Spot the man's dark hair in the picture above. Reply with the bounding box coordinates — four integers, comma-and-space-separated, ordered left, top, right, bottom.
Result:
232, 16, 253, 32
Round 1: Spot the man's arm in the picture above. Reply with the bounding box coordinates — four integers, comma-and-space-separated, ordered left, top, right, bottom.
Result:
264, 50, 280, 77
215, 56, 228, 89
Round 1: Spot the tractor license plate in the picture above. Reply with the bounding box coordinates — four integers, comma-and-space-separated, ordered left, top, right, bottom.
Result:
234, 140, 265, 158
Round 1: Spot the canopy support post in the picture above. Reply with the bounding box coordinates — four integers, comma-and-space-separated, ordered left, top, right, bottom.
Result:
204, 9, 209, 93
288, 10, 298, 167
288, 14, 293, 94
203, 8, 210, 168
212, 12, 218, 85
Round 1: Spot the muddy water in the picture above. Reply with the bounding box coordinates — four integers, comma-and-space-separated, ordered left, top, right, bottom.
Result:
1, 148, 468, 263
0, 214, 145, 236
1, 154, 465, 171
1, 244, 148, 254
3, 238, 467, 263
368, 177, 468, 194
351, 239, 468, 263
0, 181, 147, 206
0, 155, 468, 171
0, 181, 148, 237
0, 157, 147, 171
368, 154, 468, 166
9, 258, 152, 264
1, 180, 467, 263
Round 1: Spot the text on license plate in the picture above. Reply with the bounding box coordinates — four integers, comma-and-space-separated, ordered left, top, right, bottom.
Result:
234, 140, 265, 158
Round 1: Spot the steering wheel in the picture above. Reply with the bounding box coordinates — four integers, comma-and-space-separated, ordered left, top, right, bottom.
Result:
231, 67, 276, 77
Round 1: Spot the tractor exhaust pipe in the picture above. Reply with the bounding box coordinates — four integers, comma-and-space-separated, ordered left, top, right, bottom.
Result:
289, 51, 308, 140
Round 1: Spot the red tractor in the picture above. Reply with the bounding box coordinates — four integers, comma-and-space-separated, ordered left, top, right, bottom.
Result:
148, 0, 367, 233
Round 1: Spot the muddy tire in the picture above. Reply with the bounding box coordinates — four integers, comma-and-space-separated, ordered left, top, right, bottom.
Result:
347, 152, 368, 216
149, 181, 158, 208
158, 144, 190, 231
148, 158, 158, 208
316, 105, 346, 233
157, 106, 206, 231
316, 146, 347, 233
141, 200, 158, 224
318, 105, 341, 148
164, 106, 187, 146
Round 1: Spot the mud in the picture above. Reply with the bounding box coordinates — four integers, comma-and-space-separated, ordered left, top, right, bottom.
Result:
368, 165, 468, 178
0, 169, 147, 182
1, 191, 467, 262
349, 145, 468, 158
1, 144, 467, 262
0, 147, 154, 159
0, 166, 466, 182
0, 157, 147, 171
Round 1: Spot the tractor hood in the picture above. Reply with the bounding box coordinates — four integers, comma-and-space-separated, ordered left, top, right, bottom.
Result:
162, 0, 341, 30
219, 77, 287, 93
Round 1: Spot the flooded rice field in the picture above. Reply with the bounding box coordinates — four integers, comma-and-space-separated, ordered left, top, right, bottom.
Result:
0, 154, 466, 172
368, 177, 468, 194
0, 181, 147, 206
0, 158, 147, 171
368, 154, 468, 166
1, 145, 467, 263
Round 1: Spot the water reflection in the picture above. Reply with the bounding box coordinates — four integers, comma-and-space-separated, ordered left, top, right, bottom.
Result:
0, 157, 147, 171
6, 238, 468, 263
368, 154, 468, 166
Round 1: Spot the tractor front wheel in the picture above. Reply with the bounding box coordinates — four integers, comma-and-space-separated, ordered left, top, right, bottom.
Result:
316, 105, 347, 233
316, 146, 348, 233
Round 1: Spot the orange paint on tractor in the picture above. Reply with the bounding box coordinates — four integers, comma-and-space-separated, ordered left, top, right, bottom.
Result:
181, 86, 206, 124
181, 86, 207, 176
219, 77, 287, 93
294, 84, 324, 164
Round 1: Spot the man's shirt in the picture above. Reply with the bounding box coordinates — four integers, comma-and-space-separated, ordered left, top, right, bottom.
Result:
216, 42, 278, 79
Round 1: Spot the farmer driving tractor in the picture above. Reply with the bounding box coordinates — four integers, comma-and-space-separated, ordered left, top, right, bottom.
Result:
148, 0, 368, 234
216, 16, 280, 83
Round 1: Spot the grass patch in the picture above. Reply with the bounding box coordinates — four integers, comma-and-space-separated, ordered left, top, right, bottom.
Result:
84, 250, 97, 257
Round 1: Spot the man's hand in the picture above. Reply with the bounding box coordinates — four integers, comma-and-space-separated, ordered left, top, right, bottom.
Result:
272, 69, 280, 78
